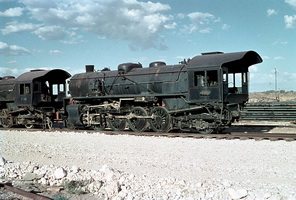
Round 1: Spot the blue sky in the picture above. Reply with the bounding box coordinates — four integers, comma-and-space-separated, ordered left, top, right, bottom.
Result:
1, 0, 296, 92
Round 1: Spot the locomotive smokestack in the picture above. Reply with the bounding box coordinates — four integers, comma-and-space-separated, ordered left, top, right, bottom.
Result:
85, 65, 94, 73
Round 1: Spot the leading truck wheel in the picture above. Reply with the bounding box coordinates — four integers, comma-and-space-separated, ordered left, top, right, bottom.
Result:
149, 106, 172, 132
128, 107, 148, 132
92, 114, 106, 131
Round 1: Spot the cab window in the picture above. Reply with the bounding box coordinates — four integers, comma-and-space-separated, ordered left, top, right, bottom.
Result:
20, 83, 31, 95
194, 70, 218, 86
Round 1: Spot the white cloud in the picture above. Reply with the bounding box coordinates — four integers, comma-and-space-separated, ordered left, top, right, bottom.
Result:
1, 21, 82, 43
262, 56, 270, 60
273, 41, 288, 45
274, 56, 285, 60
188, 12, 215, 25
249, 65, 258, 72
222, 24, 230, 30
0, 67, 20, 76
33, 26, 70, 40
0, 41, 30, 56
8, 60, 17, 64
18, 0, 171, 50
284, 15, 296, 28
177, 13, 185, 19
199, 28, 211, 33
1, 21, 40, 35
285, 0, 296, 9
184, 12, 217, 33
267, 9, 278, 16
0, 7, 24, 17
49, 50, 62, 54
164, 22, 177, 29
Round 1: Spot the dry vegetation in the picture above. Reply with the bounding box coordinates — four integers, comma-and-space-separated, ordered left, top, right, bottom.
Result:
249, 91, 296, 103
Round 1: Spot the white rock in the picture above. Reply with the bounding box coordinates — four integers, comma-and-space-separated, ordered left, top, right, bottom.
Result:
71, 166, 79, 173
40, 177, 48, 185
100, 165, 115, 181
103, 181, 120, 196
0, 157, 6, 166
54, 167, 67, 179
228, 188, 248, 199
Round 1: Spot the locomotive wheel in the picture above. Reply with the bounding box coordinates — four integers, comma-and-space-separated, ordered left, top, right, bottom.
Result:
92, 115, 106, 131
25, 124, 34, 129
128, 107, 148, 132
93, 124, 106, 131
1, 117, 13, 128
66, 120, 76, 130
149, 106, 172, 132
222, 108, 232, 126
1, 110, 13, 128
107, 118, 126, 131
199, 128, 214, 134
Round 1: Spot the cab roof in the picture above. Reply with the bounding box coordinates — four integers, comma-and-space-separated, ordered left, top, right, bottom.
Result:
188, 51, 263, 73
16, 69, 71, 84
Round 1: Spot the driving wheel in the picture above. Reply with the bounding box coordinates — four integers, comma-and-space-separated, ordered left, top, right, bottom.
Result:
128, 107, 148, 132
149, 106, 172, 132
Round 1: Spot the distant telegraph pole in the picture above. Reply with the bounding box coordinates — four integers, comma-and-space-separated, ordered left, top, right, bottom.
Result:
274, 68, 279, 101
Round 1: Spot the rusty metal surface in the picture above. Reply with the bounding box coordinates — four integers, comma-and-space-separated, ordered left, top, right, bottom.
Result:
1, 183, 52, 200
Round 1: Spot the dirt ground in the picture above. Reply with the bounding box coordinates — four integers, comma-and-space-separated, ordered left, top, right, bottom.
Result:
1, 124, 296, 199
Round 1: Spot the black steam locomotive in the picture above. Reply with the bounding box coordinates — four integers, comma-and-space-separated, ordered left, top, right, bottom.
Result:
65, 51, 262, 133
0, 51, 262, 133
0, 69, 70, 128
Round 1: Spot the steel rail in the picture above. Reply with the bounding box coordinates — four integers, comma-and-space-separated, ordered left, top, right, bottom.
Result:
2, 125, 296, 142
0, 183, 52, 200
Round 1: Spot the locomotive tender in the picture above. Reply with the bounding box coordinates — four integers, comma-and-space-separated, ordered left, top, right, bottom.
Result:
65, 51, 262, 133
0, 69, 70, 128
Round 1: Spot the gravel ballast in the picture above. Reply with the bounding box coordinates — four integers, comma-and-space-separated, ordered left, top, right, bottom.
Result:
1, 129, 296, 199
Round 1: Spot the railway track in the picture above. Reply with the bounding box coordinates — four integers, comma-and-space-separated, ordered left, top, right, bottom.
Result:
2, 122, 296, 142
241, 102, 296, 120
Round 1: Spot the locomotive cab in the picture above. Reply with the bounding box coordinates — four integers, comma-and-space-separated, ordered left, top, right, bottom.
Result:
187, 51, 262, 105
15, 69, 71, 106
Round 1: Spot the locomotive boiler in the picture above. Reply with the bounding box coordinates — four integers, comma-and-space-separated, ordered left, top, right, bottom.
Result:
0, 69, 70, 128
65, 51, 262, 133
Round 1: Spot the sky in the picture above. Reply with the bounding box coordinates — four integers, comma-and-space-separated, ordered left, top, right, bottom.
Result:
1, 0, 296, 92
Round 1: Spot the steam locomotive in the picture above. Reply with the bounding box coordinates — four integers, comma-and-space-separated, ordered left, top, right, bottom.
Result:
0, 51, 262, 133
65, 51, 262, 133
0, 69, 70, 128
